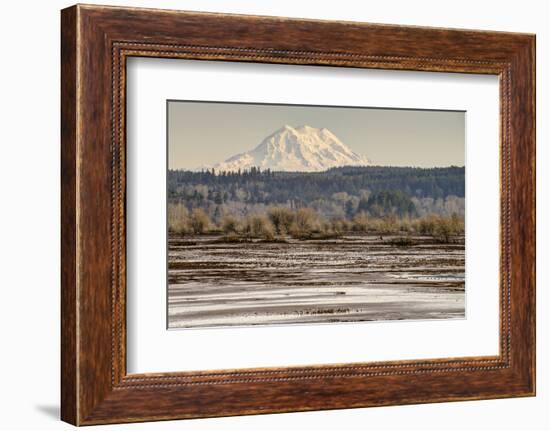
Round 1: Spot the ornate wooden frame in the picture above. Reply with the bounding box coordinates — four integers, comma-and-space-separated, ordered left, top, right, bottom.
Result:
61, 4, 535, 425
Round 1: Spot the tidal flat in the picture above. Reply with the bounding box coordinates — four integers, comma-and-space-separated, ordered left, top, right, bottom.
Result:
167, 234, 465, 329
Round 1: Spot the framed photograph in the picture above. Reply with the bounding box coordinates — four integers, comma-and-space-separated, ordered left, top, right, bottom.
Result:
165, 101, 466, 330
61, 4, 535, 425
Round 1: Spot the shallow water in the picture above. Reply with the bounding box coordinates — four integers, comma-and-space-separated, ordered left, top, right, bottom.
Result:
167, 234, 465, 329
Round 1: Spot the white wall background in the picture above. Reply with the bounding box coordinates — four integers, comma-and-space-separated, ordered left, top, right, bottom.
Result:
0, 1, 546, 429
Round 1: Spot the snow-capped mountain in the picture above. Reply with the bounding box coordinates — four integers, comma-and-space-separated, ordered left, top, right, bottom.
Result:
208, 125, 369, 173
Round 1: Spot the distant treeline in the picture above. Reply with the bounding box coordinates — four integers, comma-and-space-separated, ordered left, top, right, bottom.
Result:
169, 165, 464, 203
167, 166, 465, 221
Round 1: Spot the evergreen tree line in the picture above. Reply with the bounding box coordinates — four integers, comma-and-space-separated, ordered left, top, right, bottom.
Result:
167, 165, 465, 220
169, 165, 464, 204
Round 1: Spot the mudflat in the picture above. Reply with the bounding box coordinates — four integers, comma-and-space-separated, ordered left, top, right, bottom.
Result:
168, 234, 465, 329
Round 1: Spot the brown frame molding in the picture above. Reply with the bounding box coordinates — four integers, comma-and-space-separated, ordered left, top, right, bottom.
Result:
61, 4, 535, 425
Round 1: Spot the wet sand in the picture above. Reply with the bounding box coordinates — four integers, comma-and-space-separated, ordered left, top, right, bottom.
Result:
168, 234, 465, 329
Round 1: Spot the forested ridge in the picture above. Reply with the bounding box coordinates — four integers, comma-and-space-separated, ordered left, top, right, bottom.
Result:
168, 166, 465, 241
168, 165, 465, 207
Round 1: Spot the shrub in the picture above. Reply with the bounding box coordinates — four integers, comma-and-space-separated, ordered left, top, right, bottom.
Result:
168, 203, 189, 235
291, 208, 320, 238
415, 213, 464, 242
416, 215, 438, 236
398, 218, 413, 233
221, 215, 239, 234
352, 212, 370, 232
449, 212, 465, 234
268, 207, 295, 235
189, 208, 209, 234
379, 214, 399, 234
433, 213, 464, 242
319, 220, 334, 235
243, 215, 275, 240
433, 218, 454, 243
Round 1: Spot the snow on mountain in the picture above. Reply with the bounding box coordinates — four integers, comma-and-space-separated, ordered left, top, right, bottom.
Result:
208, 125, 369, 173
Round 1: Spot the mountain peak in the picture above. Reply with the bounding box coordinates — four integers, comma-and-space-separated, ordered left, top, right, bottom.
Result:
209, 125, 369, 173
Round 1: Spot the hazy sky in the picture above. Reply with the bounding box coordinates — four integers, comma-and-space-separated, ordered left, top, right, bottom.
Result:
168, 100, 465, 170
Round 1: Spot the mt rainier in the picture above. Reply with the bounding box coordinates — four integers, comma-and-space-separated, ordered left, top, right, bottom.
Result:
208, 125, 369, 173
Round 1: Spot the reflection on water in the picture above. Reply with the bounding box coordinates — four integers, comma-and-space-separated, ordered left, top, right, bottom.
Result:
168, 234, 465, 329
